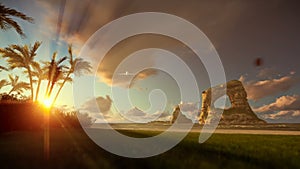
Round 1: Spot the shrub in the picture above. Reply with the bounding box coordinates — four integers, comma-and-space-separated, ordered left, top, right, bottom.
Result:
0, 102, 95, 133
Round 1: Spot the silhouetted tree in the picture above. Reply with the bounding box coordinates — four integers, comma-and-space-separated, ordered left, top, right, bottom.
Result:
52, 45, 92, 105
7, 74, 30, 95
31, 61, 46, 102
0, 3, 33, 37
44, 52, 67, 99
0, 41, 41, 100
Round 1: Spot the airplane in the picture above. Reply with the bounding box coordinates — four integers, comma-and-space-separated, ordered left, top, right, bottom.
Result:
118, 71, 135, 76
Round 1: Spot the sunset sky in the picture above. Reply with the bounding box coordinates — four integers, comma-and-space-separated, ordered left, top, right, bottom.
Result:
1, 0, 300, 123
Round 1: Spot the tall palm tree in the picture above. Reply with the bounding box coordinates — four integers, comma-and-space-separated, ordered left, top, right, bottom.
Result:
30, 61, 46, 102
7, 74, 30, 95
0, 3, 33, 37
0, 41, 41, 100
44, 52, 67, 99
52, 45, 92, 105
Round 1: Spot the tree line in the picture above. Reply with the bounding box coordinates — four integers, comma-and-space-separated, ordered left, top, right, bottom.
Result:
0, 3, 92, 106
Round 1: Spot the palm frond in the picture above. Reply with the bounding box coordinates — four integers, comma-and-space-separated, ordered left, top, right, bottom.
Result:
68, 44, 73, 65
0, 65, 8, 71
0, 79, 8, 89
9, 82, 30, 94
74, 58, 92, 76
30, 41, 41, 58
0, 3, 34, 37
57, 56, 68, 65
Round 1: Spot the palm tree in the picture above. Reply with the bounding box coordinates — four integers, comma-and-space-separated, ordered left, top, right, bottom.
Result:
44, 52, 67, 99
52, 45, 92, 105
0, 3, 33, 37
0, 41, 41, 100
30, 61, 46, 102
7, 74, 30, 95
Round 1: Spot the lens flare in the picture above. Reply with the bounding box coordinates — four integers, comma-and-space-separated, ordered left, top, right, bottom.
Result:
42, 98, 52, 108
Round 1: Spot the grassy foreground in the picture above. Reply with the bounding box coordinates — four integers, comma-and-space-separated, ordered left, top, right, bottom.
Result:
0, 128, 299, 169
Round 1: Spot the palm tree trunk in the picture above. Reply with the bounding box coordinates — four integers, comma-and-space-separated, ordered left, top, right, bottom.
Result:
45, 80, 51, 98
45, 66, 54, 99
27, 67, 34, 101
35, 79, 42, 102
48, 81, 56, 98
52, 72, 71, 105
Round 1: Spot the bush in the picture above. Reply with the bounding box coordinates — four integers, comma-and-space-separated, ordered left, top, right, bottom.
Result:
0, 102, 95, 133
51, 109, 95, 128
0, 102, 45, 132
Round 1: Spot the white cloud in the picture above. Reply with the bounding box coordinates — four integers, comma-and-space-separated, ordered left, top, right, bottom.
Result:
81, 96, 173, 123
121, 107, 174, 123
264, 110, 300, 120
240, 74, 299, 100
254, 95, 300, 113
254, 95, 300, 123
256, 68, 278, 79
80, 95, 112, 114
179, 102, 199, 122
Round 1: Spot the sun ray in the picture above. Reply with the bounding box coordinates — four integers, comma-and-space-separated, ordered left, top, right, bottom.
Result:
41, 98, 52, 108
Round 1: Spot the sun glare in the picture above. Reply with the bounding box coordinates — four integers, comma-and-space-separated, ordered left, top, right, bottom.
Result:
42, 98, 52, 108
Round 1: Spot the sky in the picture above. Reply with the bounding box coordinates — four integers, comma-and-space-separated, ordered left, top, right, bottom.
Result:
0, 0, 300, 123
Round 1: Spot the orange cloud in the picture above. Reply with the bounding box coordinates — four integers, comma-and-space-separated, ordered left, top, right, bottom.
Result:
240, 74, 299, 100
254, 95, 300, 113
254, 95, 300, 122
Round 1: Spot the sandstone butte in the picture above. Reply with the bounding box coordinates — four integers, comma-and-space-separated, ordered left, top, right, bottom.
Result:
171, 80, 266, 125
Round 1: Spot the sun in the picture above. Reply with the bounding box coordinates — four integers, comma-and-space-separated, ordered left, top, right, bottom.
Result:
42, 98, 52, 108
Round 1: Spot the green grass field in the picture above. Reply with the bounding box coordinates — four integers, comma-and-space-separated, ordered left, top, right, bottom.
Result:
0, 128, 299, 169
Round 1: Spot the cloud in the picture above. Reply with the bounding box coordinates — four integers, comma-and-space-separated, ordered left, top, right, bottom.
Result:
254, 95, 300, 113
178, 102, 199, 122
256, 68, 279, 79
179, 102, 198, 112
151, 111, 171, 119
37, 0, 124, 48
254, 95, 300, 123
121, 107, 173, 123
38, 1, 161, 87
36, 0, 249, 87
81, 95, 112, 114
240, 74, 299, 100
240, 69, 300, 122
37, 0, 245, 48
81, 96, 172, 123
125, 107, 147, 117
259, 110, 300, 123
266, 110, 300, 120
98, 55, 157, 87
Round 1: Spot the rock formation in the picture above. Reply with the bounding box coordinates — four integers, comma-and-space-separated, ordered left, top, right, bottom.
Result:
199, 80, 266, 125
170, 105, 193, 124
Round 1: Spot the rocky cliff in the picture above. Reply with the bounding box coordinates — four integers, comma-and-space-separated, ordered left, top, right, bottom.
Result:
170, 105, 193, 124
199, 80, 266, 125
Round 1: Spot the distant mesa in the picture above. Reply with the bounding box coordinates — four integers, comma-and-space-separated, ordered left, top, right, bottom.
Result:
199, 80, 266, 125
